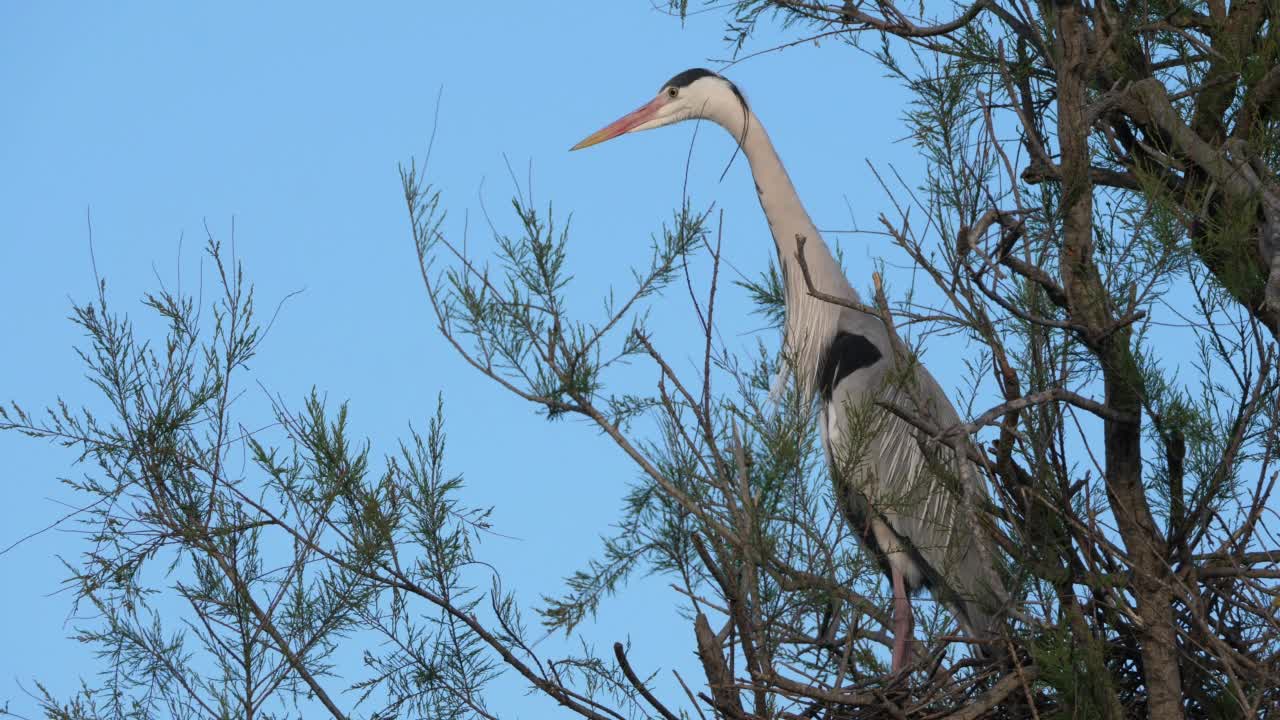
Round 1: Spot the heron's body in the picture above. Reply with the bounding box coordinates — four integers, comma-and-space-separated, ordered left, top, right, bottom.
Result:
573, 68, 1006, 671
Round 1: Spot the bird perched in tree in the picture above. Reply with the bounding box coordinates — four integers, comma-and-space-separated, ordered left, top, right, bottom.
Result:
571, 68, 1007, 672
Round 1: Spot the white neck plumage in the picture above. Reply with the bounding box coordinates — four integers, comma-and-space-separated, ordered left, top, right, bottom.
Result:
717, 106, 863, 400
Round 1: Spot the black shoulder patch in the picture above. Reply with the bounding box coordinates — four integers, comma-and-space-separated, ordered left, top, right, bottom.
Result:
817, 332, 882, 401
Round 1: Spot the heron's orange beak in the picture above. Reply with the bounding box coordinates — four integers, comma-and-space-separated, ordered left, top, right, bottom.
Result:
570, 96, 665, 151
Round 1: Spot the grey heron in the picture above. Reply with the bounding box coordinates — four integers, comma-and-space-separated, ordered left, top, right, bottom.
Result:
572, 68, 1007, 673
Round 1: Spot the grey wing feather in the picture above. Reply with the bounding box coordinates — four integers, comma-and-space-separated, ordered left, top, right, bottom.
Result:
824, 333, 1007, 641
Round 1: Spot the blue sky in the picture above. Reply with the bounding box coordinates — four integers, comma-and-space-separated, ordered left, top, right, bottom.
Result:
0, 2, 928, 715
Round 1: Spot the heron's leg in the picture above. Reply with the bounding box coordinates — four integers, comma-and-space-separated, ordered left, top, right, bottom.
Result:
890, 565, 914, 673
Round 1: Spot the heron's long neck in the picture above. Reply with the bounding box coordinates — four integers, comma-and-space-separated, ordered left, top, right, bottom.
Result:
732, 109, 861, 397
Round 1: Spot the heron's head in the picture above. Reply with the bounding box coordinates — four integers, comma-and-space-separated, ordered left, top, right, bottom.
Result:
570, 68, 748, 151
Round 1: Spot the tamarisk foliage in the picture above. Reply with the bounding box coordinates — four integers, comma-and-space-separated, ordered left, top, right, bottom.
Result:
6, 2, 1280, 718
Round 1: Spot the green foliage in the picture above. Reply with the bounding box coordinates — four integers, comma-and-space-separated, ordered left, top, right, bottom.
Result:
1, 239, 509, 719
9, 1, 1280, 718
735, 258, 786, 330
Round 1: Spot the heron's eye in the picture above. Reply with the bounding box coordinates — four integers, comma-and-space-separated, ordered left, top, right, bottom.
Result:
667, 87, 678, 98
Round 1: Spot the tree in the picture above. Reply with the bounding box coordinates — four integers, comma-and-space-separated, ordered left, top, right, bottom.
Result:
4, 1, 1279, 718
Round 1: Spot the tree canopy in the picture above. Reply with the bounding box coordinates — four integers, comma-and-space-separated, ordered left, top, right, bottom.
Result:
4, 1, 1279, 719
